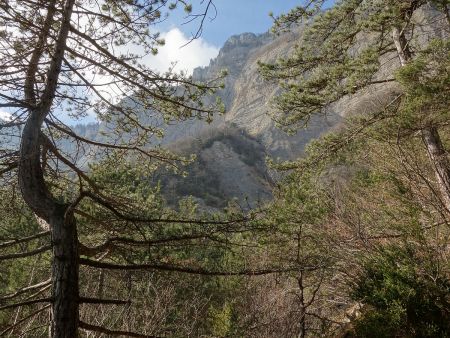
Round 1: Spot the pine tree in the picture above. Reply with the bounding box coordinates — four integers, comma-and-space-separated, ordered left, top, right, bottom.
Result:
0, 1, 227, 336
260, 0, 450, 212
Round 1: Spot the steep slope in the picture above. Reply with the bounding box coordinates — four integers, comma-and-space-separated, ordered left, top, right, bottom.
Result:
60, 30, 341, 208
154, 124, 273, 209
193, 31, 340, 159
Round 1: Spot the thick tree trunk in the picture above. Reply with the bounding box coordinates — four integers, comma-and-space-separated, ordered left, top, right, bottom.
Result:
422, 127, 450, 212
18, 0, 79, 335
19, 115, 81, 337
50, 206, 79, 337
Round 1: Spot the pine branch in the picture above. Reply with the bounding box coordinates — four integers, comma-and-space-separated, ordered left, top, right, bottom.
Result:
0, 245, 51, 261
0, 231, 50, 249
81, 190, 249, 225
0, 297, 52, 311
80, 258, 300, 276
79, 321, 161, 337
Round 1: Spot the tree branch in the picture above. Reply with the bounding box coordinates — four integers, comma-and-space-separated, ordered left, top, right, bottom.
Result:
0, 279, 51, 301
79, 297, 130, 305
80, 258, 299, 276
79, 321, 161, 338
0, 297, 52, 311
0, 245, 51, 261
0, 231, 50, 249
81, 190, 249, 225
0, 305, 51, 336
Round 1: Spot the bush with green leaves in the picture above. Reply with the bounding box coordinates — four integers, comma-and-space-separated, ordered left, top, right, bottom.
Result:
351, 245, 450, 337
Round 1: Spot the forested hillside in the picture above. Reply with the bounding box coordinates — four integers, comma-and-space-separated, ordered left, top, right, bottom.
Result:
0, 0, 449, 337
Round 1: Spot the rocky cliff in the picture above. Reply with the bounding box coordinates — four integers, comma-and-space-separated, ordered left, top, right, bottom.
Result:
59, 30, 342, 208
0, 29, 345, 208
149, 30, 344, 207
192, 31, 340, 159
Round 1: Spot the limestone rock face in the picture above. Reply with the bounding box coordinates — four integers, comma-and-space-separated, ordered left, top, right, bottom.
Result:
200, 140, 271, 203
62, 30, 340, 207
193, 32, 272, 111
154, 125, 274, 210
64, 9, 446, 207
144, 30, 342, 207
192, 30, 339, 160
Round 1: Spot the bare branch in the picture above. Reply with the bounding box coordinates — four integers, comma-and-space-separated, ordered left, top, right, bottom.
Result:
0, 298, 52, 311
79, 297, 130, 305
79, 321, 161, 338
0, 305, 51, 336
0, 279, 51, 301
0, 245, 51, 261
0, 231, 50, 249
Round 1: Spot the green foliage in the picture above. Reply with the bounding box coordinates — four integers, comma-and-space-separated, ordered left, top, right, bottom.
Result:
0, 186, 51, 330
259, 0, 450, 132
395, 39, 450, 130
208, 301, 233, 337
351, 245, 450, 337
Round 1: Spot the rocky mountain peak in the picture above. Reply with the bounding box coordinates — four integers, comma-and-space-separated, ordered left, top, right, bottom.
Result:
221, 32, 266, 52
193, 32, 272, 81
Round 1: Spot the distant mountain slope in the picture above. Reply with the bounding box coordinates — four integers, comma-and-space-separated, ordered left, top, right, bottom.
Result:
153, 124, 273, 209
193, 31, 340, 159
59, 30, 340, 208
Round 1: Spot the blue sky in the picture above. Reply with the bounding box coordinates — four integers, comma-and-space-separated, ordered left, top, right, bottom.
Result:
161, 1, 335, 46
148, 1, 337, 77
162, 0, 303, 47
144, 1, 333, 76
1, 1, 336, 123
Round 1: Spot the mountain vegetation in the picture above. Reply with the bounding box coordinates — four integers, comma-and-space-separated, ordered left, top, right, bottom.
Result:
0, 0, 449, 337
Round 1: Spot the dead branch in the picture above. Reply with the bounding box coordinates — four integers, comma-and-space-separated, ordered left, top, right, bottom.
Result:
0, 279, 51, 301
0, 231, 50, 249
79, 321, 161, 337
0, 245, 51, 261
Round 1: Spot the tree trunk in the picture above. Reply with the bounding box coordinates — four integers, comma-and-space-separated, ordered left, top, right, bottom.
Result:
392, 26, 410, 67
422, 127, 450, 212
297, 272, 306, 338
50, 206, 79, 337
19, 114, 80, 337
18, 0, 79, 334
392, 24, 450, 214
298, 307, 306, 338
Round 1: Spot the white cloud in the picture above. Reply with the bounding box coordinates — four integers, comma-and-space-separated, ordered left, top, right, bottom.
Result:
144, 28, 219, 74
0, 23, 219, 125
0, 111, 12, 121
85, 28, 219, 107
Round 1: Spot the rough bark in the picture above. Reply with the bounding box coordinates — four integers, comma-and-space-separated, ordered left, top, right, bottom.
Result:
392, 26, 410, 67
422, 127, 450, 212
50, 206, 79, 337
19, 114, 80, 337
392, 21, 450, 214
18, 0, 79, 335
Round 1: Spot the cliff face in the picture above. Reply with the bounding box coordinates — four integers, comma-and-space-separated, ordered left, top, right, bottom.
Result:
56, 30, 341, 208
193, 31, 340, 159
0, 26, 412, 208
10, 26, 404, 208
156, 125, 274, 210
2, 6, 445, 209
146, 30, 342, 208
